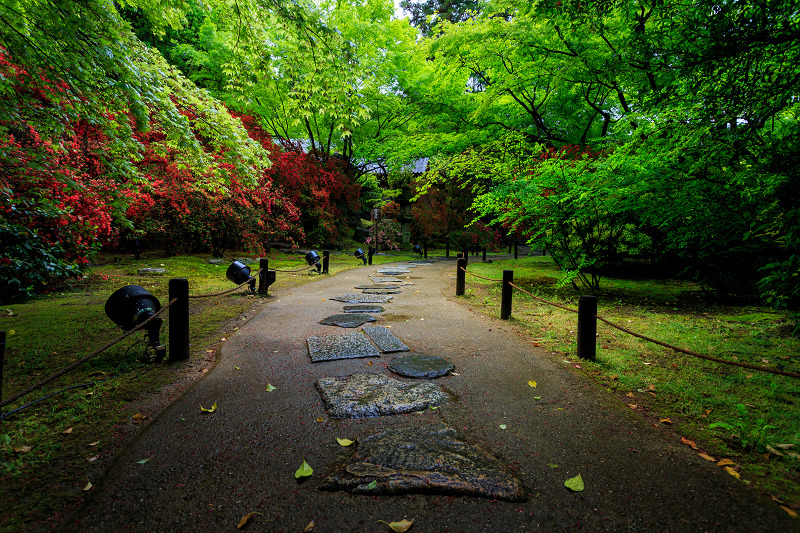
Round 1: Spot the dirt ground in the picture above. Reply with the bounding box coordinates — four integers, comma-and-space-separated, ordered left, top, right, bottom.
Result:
66, 259, 798, 532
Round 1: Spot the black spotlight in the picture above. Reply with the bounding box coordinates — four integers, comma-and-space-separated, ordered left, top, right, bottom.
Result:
105, 285, 166, 360
227, 260, 256, 293
305, 250, 322, 272
354, 248, 367, 265
413, 244, 423, 258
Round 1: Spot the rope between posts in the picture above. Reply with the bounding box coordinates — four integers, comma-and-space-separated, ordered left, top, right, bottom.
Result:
458, 266, 502, 282
0, 298, 178, 409
187, 269, 263, 299
508, 281, 578, 314
595, 316, 800, 379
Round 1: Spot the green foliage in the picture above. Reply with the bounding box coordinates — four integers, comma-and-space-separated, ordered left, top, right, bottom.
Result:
710, 404, 779, 453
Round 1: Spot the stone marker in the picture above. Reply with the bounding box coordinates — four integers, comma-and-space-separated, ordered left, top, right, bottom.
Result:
343, 304, 385, 313
319, 423, 526, 502
319, 313, 376, 328
315, 373, 448, 418
307, 333, 380, 362
363, 326, 410, 353
329, 294, 393, 304
388, 354, 454, 379
369, 276, 403, 283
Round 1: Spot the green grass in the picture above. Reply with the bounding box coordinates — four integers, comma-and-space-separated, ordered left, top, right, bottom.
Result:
456, 254, 800, 510
0, 246, 419, 532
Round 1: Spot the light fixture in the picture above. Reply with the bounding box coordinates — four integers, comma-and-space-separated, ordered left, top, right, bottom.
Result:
105, 285, 166, 360
305, 250, 322, 272
413, 244, 423, 258
354, 248, 367, 265
226, 260, 257, 293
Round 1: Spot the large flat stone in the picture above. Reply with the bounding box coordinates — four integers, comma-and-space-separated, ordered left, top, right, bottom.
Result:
343, 304, 385, 313
329, 294, 393, 303
369, 276, 403, 283
377, 269, 410, 275
389, 354, 454, 379
363, 326, 409, 353
315, 373, 448, 418
361, 288, 401, 294
307, 333, 380, 362
354, 285, 400, 290
319, 313, 376, 328
319, 424, 526, 502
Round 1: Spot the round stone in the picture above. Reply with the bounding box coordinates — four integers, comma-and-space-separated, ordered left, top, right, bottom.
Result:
388, 354, 454, 379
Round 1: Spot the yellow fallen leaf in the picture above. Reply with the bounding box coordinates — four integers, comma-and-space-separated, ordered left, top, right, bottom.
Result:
528, 380, 537, 388
63, 427, 74, 435
132, 413, 146, 424
337, 438, 355, 447
304, 520, 315, 532
87, 441, 100, 447
724, 466, 740, 479
200, 402, 217, 413
14, 446, 32, 453
659, 418, 672, 425
780, 505, 799, 519
698, 453, 716, 462
237, 511, 262, 528
627, 404, 638, 410
625, 392, 635, 398
380, 518, 414, 532
316, 417, 324, 423
681, 437, 698, 450
717, 458, 736, 467
83, 481, 93, 491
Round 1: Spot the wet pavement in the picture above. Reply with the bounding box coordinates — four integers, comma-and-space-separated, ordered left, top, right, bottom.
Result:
70, 259, 800, 532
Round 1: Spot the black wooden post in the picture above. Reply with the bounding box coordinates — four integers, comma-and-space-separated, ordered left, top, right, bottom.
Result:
482, 247, 487, 262
508, 241, 512, 253
368, 246, 374, 265
0, 331, 5, 404
456, 258, 467, 296
577, 295, 597, 360
169, 278, 190, 361
258, 258, 276, 296
501, 269, 513, 320
423, 242, 428, 259
322, 250, 330, 274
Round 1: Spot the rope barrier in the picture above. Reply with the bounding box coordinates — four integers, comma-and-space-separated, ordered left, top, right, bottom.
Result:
508, 281, 579, 314
187, 269, 263, 299
0, 298, 178, 409
595, 316, 800, 379
458, 266, 502, 282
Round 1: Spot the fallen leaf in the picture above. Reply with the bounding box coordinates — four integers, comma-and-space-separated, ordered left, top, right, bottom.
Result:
316, 417, 324, 423
132, 413, 146, 424
534, 396, 541, 400
746, 374, 754, 379
237, 511, 262, 529
295, 459, 313, 479
659, 418, 672, 425
265, 383, 277, 392
724, 466, 740, 479
200, 402, 217, 413
366, 361, 374, 366
87, 441, 100, 447
499, 424, 507, 430
528, 380, 537, 388
681, 437, 698, 450
137, 458, 149, 464
547, 463, 559, 468
83, 481, 93, 491
717, 458, 736, 467
304, 520, 315, 532
766, 445, 785, 457
337, 438, 355, 447
648, 384, 656, 391
63, 427, 74, 434
698, 453, 716, 461
379, 519, 414, 532
627, 404, 638, 410
609, 375, 619, 381
780, 506, 799, 519
564, 473, 584, 492
625, 392, 635, 398
86, 455, 99, 462
367, 480, 378, 490
774, 444, 795, 450
14, 445, 31, 454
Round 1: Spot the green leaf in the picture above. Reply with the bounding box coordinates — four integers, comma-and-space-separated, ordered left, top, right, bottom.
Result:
564, 473, 584, 492
265, 383, 277, 392
337, 437, 355, 446
137, 458, 150, 464
367, 480, 377, 490
295, 459, 313, 478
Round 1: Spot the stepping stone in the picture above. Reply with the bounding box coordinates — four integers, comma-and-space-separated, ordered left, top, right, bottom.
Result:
319, 313, 376, 328
354, 285, 400, 290
361, 288, 401, 294
388, 354, 454, 379
307, 333, 380, 362
369, 276, 403, 283
363, 326, 409, 353
377, 269, 410, 275
315, 373, 448, 418
329, 294, 393, 303
343, 304, 384, 313
319, 423, 526, 502
138, 267, 168, 276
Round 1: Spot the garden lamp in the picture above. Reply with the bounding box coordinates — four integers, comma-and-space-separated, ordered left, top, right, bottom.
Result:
413, 244, 423, 258
105, 285, 166, 359
354, 248, 367, 265
226, 261, 257, 293
305, 250, 323, 272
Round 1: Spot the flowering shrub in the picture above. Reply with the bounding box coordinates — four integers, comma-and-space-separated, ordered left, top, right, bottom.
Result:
365, 219, 403, 250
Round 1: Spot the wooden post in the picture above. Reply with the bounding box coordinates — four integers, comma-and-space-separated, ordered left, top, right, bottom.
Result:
482, 247, 487, 262
258, 258, 275, 296
456, 258, 466, 296
577, 295, 597, 360
169, 278, 190, 362
323, 250, 330, 274
0, 331, 5, 404
423, 242, 428, 259
501, 270, 513, 320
